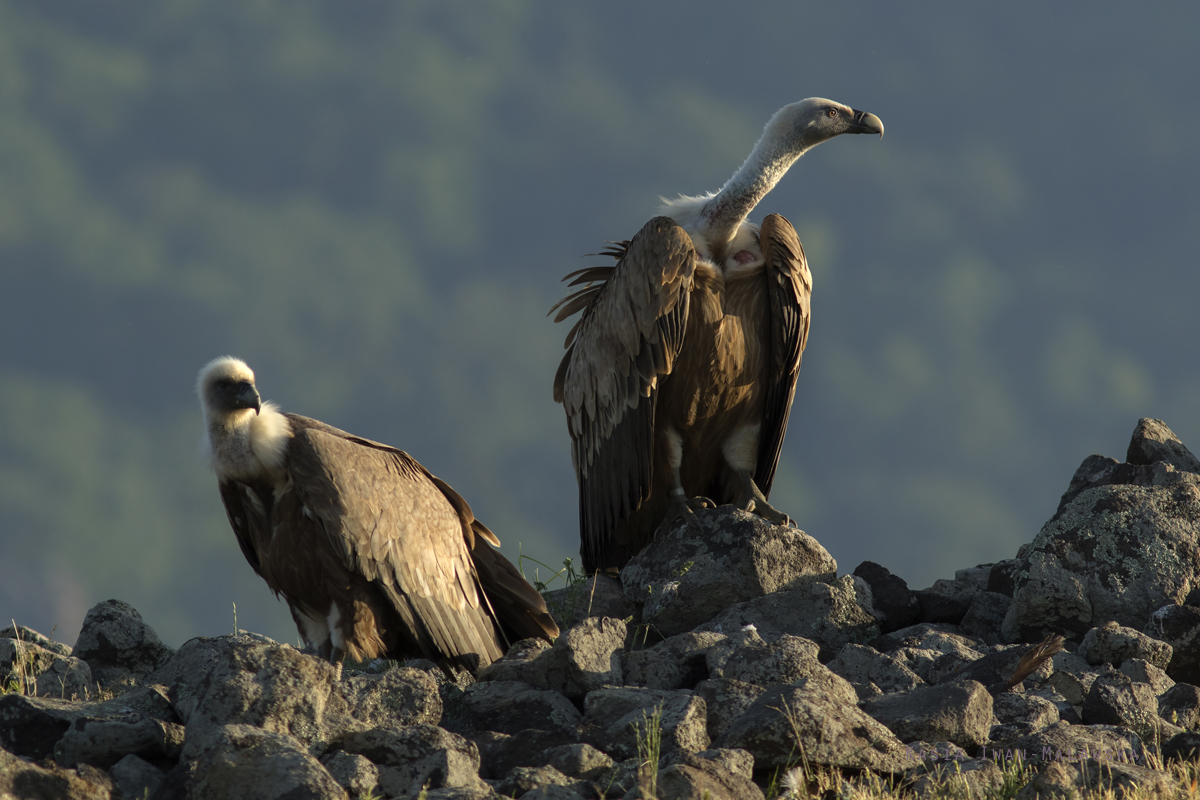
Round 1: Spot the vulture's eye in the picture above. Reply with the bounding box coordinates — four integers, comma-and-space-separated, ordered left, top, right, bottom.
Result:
827, 108, 838, 118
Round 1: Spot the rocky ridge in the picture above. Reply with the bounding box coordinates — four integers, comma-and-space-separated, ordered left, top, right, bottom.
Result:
1, 418, 1199, 799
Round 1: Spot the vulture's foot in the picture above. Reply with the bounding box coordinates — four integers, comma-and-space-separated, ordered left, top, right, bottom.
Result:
660, 493, 714, 536
735, 474, 795, 528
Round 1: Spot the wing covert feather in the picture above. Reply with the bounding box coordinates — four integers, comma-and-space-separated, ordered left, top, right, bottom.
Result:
283, 419, 506, 666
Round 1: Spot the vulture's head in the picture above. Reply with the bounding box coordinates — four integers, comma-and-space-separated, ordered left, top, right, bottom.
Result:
198, 356, 263, 424
775, 97, 884, 150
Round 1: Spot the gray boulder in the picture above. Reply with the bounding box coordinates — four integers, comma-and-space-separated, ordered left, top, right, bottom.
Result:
320, 750, 380, 798
109, 753, 167, 800
0, 746, 116, 799
623, 631, 726, 690
655, 749, 765, 800
542, 742, 614, 781
1003, 422, 1200, 643
621, 506, 837, 637
1119, 658, 1174, 695
705, 630, 830, 688
1146, 603, 1200, 684
1078, 621, 1173, 669
1127, 417, 1200, 473
717, 674, 909, 772
826, 643, 924, 694
542, 572, 638, 630
694, 575, 879, 659
859, 680, 994, 748
1081, 672, 1182, 739
581, 687, 708, 761
851, 561, 919, 633
180, 641, 438, 758
1015, 757, 1176, 800
186, 724, 347, 800
693, 678, 766, 741
479, 617, 625, 702
0, 636, 93, 700
905, 757, 1004, 800
73, 599, 174, 687
53, 711, 184, 768
333, 724, 488, 797
1159, 682, 1200, 730
457, 680, 581, 735
0, 624, 72, 656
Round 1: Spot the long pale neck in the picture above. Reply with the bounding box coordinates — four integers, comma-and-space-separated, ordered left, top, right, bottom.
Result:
206, 404, 291, 481
699, 131, 809, 252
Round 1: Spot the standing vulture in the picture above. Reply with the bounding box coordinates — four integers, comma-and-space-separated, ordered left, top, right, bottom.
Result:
198, 356, 558, 674
552, 98, 883, 573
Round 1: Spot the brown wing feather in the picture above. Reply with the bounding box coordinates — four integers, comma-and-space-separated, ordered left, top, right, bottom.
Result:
551, 217, 695, 572
283, 415, 508, 671
218, 479, 269, 579
755, 214, 812, 496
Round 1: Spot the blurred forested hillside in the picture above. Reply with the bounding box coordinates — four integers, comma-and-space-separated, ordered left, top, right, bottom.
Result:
0, 2, 1197, 646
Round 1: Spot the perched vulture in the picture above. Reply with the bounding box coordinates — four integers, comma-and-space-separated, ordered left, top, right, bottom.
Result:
552, 98, 884, 573
198, 356, 558, 674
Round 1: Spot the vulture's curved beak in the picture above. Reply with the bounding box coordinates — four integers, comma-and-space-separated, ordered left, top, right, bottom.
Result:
237, 383, 263, 415
849, 109, 885, 139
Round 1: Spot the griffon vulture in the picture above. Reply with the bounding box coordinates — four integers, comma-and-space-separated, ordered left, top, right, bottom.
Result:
552, 98, 884, 572
198, 356, 558, 673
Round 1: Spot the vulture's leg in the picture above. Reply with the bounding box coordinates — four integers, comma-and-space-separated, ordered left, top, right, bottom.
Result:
658, 426, 714, 534
732, 470, 793, 527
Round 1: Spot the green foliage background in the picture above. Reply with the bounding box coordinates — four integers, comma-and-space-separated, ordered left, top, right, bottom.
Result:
0, 2, 1197, 646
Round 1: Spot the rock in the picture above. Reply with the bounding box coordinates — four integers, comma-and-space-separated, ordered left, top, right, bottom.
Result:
655, 749, 765, 800
542, 742, 614, 781
581, 687, 708, 761
623, 631, 726, 690
1046, 651, 1102, 706
851, 561, 919, 633
694, 575, 879, 659
986, 559, 1021, 597
704, 630, 833, 690
905, 756, 1003, 799
457, 680, 581, 734
1119, 658, 1174, 695
0, 624, 73, 656
187, 724, 347, 800
716, 676, 910, 772
145, 633, 276, 722
1017, 757, 1176, 800
1162, 730, 1200, 764
109, 753, 167, 799
914, 579, 975, 626
516, 787, 580, 800
1146, 603, 1200, 684
333, 724, 487, 797
53, 711, 184, 768
542, 573, 638, 630
1003, 444, 1200, 642
494, 764, 577, 798
859, 680, 994, 748
320, 750, 380, 798
472, 728, 581, 781
483, 617, 624, 702
959, 592, 1011, 645
0, 636, 93, 700
475, 638, 552, 683
1158, 682, 1200, 730
990, 692, 1060, 739
73, 599, 174, 687
826, 643, 924, 694
335, 666, 444, 730
1078, 621, 1173, 669
693, 678, 766, 742
990, 720, 1143, 762
1081, 672, 1179, 739
181, 640, 437, 758
621, 506, 837, 637
0, 746, 116, 799
1127, 418, 1200, 473
0, 695, 98, 760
